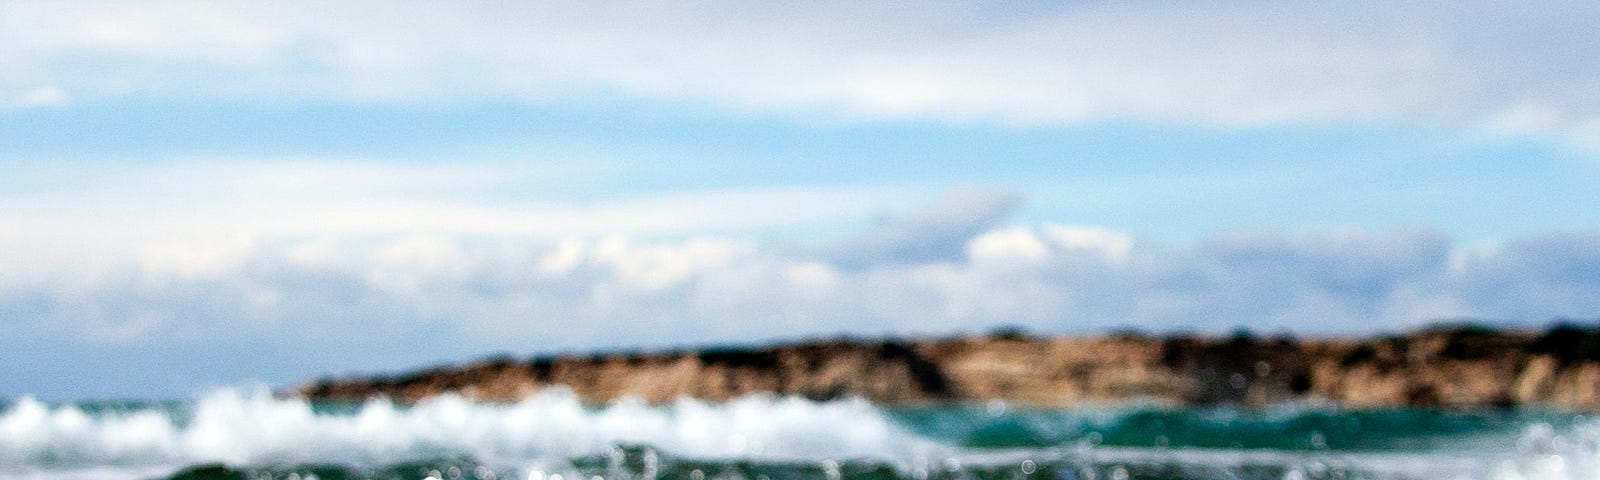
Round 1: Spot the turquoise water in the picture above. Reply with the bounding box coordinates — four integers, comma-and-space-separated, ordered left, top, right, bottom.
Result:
1, 390, 1593, 480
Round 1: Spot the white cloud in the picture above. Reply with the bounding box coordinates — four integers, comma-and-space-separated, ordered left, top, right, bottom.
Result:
6, 163, 1594, 357
7, 170, 1600, 396
827, 188, 1020, 268
1040, 225, 1134, 263
2, 2, 1597, 146
0, 159, 923, 290
968, 225, 1132, 266
8, 219, 1598, 350
968, 227, 1052, 264
15, 85, 70, 107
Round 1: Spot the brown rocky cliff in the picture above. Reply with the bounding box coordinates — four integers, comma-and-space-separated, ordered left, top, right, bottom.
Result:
296, 325, 1600, 409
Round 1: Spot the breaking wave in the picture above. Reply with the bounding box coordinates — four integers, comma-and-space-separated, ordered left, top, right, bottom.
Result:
3, 389, 1599, 480
0, 388, 938, 468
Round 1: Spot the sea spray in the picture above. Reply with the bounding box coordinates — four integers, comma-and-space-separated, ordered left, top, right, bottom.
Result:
4, 389, 1600, 480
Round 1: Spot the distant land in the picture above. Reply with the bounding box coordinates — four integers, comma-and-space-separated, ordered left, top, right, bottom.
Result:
298, 323, 1600, 409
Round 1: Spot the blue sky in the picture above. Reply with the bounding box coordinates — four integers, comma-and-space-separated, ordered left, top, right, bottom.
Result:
2, 1, 1599, 399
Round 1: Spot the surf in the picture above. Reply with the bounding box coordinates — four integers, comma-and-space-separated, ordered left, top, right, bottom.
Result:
3, 389, 1598, 480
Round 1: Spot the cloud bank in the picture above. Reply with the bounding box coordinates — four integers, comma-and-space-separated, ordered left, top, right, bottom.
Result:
4, 173, 1599, 397
3, 1, 1599, 146
18, 218, 1592, 348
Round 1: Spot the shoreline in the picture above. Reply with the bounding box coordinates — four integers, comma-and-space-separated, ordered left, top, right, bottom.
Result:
296, 324, 1600, 410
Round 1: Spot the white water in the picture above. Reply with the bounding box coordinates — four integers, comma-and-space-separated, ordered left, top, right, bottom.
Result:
0, 388, 941, 469
3, 389, 1599, 480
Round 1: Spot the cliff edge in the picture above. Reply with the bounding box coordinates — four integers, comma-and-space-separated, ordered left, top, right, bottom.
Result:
296, 324, 1600, 409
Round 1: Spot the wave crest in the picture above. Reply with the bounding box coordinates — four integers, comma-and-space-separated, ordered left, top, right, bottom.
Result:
0, 388, 942, 468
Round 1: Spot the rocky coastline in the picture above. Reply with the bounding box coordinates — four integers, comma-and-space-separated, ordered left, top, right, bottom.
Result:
297, 324, 1600, 409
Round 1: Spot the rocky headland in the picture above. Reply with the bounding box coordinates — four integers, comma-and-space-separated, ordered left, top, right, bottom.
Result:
297, 324, 1600, 409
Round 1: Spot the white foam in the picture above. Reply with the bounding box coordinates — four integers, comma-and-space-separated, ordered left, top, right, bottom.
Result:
0, 388, 944, 469
6, 391, 1600, 480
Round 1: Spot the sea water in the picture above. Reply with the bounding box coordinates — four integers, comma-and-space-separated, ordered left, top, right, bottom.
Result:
2, 389, 1594, 480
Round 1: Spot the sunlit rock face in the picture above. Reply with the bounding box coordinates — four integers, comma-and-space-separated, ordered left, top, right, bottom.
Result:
298, 325, 1600, 410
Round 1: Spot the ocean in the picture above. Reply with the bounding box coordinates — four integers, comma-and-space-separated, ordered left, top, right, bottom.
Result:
1, 389, 1592, 480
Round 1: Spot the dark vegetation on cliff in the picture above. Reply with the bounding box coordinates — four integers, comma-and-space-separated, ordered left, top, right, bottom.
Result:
298, 322, 1600, 409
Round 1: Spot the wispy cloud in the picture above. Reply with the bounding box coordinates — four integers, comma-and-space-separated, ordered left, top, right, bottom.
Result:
0, 159, 925, 289
5, 1, 1599, 400
3, 2, 1598, 147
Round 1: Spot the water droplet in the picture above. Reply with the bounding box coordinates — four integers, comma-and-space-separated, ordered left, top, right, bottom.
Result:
1020, 460, 1037, 475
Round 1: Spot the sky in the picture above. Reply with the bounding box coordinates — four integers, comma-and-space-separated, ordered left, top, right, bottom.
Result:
2, 1, 1600, 400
